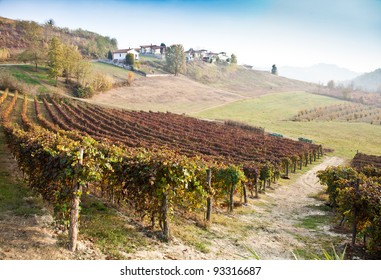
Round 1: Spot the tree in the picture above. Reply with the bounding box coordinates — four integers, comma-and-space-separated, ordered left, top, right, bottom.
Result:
74, 60, 92, 85
107, 50, 113, 60
62, 44, 82, 83
18, 48, 46, 72
48, 36, 63, 86
165, 44, 186, 76
21, 20, 45, 72
271, 64, 278, 75
110, 38, 118, 49
327, 80, 335, 89
230, 53, 237, 64
45, 18, 55, 27
160, 43, 166, 55
125, 53, 135, 67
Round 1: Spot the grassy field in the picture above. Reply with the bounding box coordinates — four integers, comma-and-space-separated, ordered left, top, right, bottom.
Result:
193, 91, 381, 159
0, 64, 56, 94
186, 62, 318, 97
91, 62, 133, 82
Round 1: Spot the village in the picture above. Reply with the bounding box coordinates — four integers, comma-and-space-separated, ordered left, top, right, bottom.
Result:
111, 44, 232, 64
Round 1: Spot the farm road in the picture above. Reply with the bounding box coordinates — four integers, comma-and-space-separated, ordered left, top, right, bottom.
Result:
241, 156, 345, 259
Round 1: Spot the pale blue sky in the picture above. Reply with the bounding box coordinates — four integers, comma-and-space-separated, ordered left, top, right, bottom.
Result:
1, 0, 380, 72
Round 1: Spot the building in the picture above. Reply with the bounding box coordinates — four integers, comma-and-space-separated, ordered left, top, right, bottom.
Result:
112, 48, 139, 63
185, 48, 208, 61
140, 44, 165, 55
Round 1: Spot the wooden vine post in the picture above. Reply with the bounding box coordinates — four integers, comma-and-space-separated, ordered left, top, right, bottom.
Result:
254, 174, 259, 198
352, 178, 360, 247
229, 181, 235, 212
69, 147, 83, 252
243, 183, 248, 205
285, 160, 289, 177
162, 192, 169, 241
206, 169, 212, 222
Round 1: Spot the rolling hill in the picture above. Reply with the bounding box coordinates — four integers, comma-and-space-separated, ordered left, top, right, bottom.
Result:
89, 61, 320, 114
0, 16, 117, 58
279, 63, 360, 84
351, 68, 381, 93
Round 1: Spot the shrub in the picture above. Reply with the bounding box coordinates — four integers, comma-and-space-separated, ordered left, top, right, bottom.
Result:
74, 84, 93, 98
0, 71, 31, 94
0, 48, 11, 61
127, 72, 134, 86
90, 72, 113, 93
73, 72, 113, 98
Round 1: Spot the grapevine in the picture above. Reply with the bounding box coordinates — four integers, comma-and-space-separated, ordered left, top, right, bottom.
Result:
0, 89, 322, 247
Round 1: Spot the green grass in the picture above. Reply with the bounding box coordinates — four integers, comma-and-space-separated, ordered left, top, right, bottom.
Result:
79, 196, 149, 259
22, 66, 56, 86
193, 91, 381, 159
0, 127, 44, 216
171, 220, 213, 253
296, 215, 331, 230
92, 62, 132, 82
0, 64, 56, 92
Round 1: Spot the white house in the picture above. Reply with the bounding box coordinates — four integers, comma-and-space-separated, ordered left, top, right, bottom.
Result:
217, 52, 230, 62
140, 44, 164, 55
185, 48, 208, 61
112, 48, 140, 63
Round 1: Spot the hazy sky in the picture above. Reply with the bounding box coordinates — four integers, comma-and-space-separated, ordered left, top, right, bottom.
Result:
1, 0, 380, 72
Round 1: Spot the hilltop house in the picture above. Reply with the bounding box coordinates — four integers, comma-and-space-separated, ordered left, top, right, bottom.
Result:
112, 48, 139, 63
140, 44, 165, 57
185, 48, 208, 61
217, 52, 230, 62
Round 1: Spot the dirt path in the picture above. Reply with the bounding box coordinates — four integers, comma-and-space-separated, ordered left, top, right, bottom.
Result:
238, 156, 346, 259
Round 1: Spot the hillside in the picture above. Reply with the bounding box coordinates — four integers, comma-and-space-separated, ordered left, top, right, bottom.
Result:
352, 68, 381, 93
185, 61, 318, 97
0, 16, 117, 58
89, 61, 320, 114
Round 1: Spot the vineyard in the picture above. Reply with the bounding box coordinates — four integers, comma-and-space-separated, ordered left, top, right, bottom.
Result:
292, 103, 381, 125
352, 153, 381, 169
318, 152, 381, 255
0, 89, 322, 251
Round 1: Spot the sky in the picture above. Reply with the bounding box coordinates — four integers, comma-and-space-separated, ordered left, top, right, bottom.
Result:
0, 0, 380, 73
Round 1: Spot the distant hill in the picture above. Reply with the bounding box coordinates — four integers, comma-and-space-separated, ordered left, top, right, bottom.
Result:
279, 63, 360, 85
0, 16, 117, 58
351, 68, 381, 93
